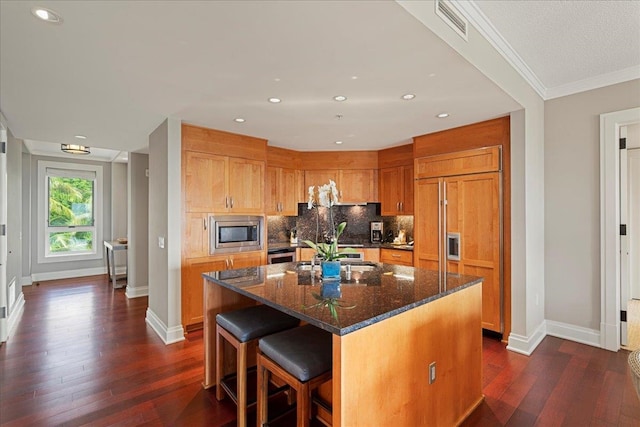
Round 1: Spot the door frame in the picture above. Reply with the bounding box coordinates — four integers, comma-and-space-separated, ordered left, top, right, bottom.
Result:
600, 107, 640, 351
0, 123, 7, 343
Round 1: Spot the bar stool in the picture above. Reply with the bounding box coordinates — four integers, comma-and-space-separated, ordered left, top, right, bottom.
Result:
216, 305, 300, 427
257, 324, 333, 427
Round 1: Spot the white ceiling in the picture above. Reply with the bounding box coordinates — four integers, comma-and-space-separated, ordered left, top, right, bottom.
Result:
1, 1, 638, 158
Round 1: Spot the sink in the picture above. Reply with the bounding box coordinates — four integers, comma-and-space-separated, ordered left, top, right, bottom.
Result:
295, 261, 377, 272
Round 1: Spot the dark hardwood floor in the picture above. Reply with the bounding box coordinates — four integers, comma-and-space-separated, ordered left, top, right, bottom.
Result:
1, 275, 639, 426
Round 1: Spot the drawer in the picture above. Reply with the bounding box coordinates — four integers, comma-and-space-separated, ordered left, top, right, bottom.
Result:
380, 248, 413, 266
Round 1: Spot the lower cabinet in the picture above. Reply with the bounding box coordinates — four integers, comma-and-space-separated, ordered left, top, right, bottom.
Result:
182, 251, 265, 331
380, 248, 413, 266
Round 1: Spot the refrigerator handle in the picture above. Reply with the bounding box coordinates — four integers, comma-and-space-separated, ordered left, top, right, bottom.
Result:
443, 180, 448, 289
438, 180, 443, 287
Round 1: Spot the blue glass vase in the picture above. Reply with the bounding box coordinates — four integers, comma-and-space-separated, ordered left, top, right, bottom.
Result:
321, 281, 341, 298
321, 260, 341, 280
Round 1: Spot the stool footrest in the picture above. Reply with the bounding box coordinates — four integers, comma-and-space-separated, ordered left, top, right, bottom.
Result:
220, 367, 289, 407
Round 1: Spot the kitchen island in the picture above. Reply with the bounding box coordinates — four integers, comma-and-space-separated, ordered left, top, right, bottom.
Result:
203, 262, 483, 426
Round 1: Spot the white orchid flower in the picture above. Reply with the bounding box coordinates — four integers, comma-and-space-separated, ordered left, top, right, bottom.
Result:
307, 185, 315, 209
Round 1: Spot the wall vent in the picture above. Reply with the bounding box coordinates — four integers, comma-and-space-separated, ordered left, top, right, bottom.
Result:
435, 0, 468, 41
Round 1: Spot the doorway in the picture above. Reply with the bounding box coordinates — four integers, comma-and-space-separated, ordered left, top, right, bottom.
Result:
600, 107, 640, 351
622, 124, 640, 349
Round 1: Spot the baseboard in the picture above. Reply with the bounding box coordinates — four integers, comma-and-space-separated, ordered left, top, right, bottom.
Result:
546, 320, 601, 349
30, 266, 126, 283
600, 320, 619, 351
7, 293, 25, 337
31, 267, 108, 282
21, 276, 33, 286
506, 321, 546, 356
126, 285, 149, 299
145, 308, 185, 345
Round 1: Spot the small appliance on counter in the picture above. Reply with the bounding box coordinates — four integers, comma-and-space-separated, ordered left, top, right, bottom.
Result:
289, 228, 298, 245
370, 221, 384, 243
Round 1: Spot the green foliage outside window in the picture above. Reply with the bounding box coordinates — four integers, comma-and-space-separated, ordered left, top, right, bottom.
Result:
48, 177, 94, 252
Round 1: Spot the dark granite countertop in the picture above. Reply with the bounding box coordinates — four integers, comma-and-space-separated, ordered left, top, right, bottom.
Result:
203, 262, 480, 336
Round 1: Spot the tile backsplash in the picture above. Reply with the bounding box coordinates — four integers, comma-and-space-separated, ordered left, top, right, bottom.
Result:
267, 203, 414, 245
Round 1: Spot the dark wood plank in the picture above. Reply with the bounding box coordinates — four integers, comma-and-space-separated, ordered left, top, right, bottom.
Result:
1, 275, 639, 426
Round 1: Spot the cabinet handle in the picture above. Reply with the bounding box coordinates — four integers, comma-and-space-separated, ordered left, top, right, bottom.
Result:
392, 254, 401, 258
400, 201, 403, 212
230, 258, 234, 268
225, 196, 229, 208
225, 258, 229, 268
396, 202, 400, 211
203, 217, 207, 230
230, 197, 234, 208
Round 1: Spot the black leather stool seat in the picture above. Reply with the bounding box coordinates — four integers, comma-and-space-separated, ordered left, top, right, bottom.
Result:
259, 324, 332, 382
216, 305, 299, 343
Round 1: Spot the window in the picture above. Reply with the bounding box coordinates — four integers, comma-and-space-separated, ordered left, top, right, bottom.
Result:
38, 161, 103, 263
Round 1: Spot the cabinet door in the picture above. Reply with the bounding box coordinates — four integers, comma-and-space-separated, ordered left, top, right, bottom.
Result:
445, 173, 501, 332
265, 166, 280, 214
228, 158, 265, 213
380, 167, 401, 215
380, 248, 413, 266
339, 169, 375, 203
184, 151, 227, 212
184, 213, 209, 258
414, 178, 441, 271
305, 170, 339, 192
401, 165, 414, 214
280, 168, 298, 215
228, 251, 265, 269
182, 258, 227, 329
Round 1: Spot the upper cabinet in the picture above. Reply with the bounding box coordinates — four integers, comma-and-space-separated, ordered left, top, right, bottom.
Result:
379, 165, 413, 215
378, 143, 414, 215
266, 166, 298, 215
301, 151, 379, 204
184, 151, 264, 214
182, 125, 266, 215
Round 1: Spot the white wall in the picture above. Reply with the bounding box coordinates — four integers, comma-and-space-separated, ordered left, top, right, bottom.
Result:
146, 118, 183, 344
545, 80, 640, 332
111, 162, 128, 268
126, 152, 149, 298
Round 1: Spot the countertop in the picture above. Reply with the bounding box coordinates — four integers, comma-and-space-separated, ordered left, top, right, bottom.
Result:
202, 262, 481, 336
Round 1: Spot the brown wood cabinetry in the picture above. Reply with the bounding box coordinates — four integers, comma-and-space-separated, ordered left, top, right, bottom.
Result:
182, 124, 268, 331
380, 248, 413, 266
414, 148, 502, 333
378, 143, 414, 215
379, 165, 414, 215
266, 166, 299, 215
184, 151, 264, 214
304, 169, 377, 203
183, 252, 264, 330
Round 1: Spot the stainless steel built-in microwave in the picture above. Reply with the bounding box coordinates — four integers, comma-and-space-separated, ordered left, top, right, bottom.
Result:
209, 215, 263, 255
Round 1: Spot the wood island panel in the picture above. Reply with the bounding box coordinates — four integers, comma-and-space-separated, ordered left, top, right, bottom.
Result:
333, 283, 482, 426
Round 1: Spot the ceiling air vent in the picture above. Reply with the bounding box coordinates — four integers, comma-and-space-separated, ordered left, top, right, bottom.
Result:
435, 0, 468, 41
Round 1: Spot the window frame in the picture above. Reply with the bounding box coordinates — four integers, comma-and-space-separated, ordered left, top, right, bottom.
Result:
37, 160, 103, 264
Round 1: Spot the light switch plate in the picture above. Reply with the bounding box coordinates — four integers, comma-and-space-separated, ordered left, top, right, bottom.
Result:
158, 237, 165, 249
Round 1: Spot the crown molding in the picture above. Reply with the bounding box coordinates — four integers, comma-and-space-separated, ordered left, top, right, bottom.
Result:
455, 1, 640, 101
545, 66, 640, 100
454, 0, 547, 99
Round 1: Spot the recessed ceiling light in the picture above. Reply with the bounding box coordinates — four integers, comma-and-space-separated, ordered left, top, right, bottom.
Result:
333, 95, 347, 102
234, 118, 246, 123
31, 7, 63, 24
429, 73, 436, 77
268, 97, 281, 103
335, 141, 343, 145
402, 94, 416, 100
437, 113, 450, 118
351, 76, 358, 80
74, 135, 87, 140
